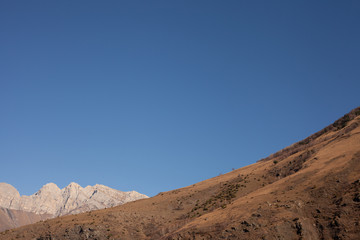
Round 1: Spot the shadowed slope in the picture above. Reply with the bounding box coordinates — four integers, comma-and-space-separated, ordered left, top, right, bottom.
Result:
0, 208, 51, 232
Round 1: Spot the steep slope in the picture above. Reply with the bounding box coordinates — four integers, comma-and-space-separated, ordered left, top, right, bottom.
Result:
1, 107, 359, 240
0, 208, 51, 232
0, 183, 148, 231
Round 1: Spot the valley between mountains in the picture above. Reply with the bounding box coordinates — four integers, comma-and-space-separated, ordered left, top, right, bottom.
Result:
1, 107, 360, 239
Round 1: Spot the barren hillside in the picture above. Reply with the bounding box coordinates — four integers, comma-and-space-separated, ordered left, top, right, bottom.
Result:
1, 107, 359, 240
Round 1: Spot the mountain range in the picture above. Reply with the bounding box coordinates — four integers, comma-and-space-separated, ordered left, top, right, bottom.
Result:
1, 106, 359, 239
0, 182, 148, 231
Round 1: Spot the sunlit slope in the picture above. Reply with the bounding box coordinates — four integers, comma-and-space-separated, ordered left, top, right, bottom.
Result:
1, 107, 359, 240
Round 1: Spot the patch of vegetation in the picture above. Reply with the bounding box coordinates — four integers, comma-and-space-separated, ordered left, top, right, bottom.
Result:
188, 178, 244, 218
298, 138, 310, 145
332, 114, 351, 130
259, 107, 360, 164
355, 108, 360, 116
269, 149, 315, 178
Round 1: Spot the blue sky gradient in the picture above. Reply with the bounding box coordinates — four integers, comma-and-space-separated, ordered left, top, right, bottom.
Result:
1, 1, 359, 197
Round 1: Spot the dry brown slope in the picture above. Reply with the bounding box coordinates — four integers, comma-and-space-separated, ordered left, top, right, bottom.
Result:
1, 107, 359, 240
165, 114, 360, 239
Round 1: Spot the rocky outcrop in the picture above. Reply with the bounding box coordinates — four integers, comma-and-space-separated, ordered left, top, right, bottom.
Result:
0, 182, 148, 230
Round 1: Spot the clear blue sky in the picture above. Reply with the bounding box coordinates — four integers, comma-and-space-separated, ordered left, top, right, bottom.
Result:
1, 1, 359, 197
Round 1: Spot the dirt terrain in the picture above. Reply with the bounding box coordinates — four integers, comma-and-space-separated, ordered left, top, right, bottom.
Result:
1, 107, 359, 240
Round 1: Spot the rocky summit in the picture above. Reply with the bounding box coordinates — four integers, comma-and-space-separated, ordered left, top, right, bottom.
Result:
0, 182, 148, 231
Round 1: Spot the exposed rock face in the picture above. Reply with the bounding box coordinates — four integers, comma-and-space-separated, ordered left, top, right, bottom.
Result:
0, 183, 20, 209
0, 182, 148, 230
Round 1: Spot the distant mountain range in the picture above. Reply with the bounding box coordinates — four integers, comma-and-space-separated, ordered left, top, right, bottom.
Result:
0, 182, 148, 231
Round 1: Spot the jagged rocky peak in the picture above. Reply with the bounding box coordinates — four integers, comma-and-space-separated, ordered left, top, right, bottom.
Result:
93, 183, 109, 189
0, 182, 20, 198
66, 182, 82, 189
43, 182, 60, 189
0, 183, 21, 209
37, 183, 61, 194
0, 182, 148, 217
62, 182, 83, 195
